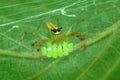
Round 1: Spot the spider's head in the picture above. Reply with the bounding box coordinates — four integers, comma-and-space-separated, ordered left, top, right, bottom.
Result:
46, 22, 62, 35
51, 27, 62, 35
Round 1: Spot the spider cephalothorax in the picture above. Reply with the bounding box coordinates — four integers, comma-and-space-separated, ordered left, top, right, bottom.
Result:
46, 22, 62, 35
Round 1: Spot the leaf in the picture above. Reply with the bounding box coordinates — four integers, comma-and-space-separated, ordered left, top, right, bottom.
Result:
0, 0, 120, 80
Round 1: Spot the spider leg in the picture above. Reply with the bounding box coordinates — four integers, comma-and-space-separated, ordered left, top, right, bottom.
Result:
31, 40, 43, 56
31, 39, 47, 57
32, 39, 50, 52
66, 19, 85, 35
37, 39, 50, 52
19, 32, 35, 41
54, 16, 60, 27
31, 40, 39, 52
66, 33, 86, 48
19, 19, 45, 42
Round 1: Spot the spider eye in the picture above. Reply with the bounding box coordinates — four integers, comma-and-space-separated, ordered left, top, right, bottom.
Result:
51, 27, 62, 34
58, 27, 62, 32
51, 29, 57, 33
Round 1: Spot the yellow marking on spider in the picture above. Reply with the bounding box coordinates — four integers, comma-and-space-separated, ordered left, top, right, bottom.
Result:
46, 22, 57, 30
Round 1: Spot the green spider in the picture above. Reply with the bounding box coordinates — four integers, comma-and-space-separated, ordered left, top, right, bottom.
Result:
32, 20, 86, 58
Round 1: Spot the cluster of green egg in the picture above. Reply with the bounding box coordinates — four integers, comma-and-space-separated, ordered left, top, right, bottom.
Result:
41, 41, 74, 58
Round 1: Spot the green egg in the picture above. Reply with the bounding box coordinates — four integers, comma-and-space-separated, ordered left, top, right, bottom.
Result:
41, 41, 74, 58
41, 47, 47, 55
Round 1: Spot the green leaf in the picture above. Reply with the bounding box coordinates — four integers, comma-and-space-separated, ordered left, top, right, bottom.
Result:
0, 0, 120, 80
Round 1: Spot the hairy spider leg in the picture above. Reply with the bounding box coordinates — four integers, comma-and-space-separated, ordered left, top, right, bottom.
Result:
65, 33, 86, 48
31, 39, 50, 52
18, 19, 45, 42
66, 19, 85, 35
19, 32, 36, 41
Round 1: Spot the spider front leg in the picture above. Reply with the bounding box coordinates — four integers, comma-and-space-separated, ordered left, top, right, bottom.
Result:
31, 39, 50, 53
66, 33, 86, 48
18, 32, 35, 42
31, 40, 43, 56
